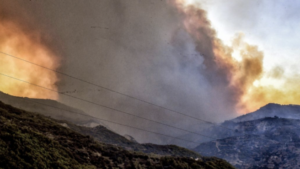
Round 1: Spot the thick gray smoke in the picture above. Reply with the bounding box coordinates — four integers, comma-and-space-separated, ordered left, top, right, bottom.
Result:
1, 0, 238, 147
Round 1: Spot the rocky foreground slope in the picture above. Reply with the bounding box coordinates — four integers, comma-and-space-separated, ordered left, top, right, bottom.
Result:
0, 101, 234, 169
194, 104, 300, 169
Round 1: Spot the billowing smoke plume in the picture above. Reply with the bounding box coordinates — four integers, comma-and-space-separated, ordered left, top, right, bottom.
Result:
2, 0, 300, 147
0, 0, 239, 145
0, 1, 60, 99
172, 0, 264, 114
172, 0, 300, 114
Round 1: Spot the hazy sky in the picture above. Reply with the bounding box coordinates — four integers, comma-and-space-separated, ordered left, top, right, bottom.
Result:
200, 0, 300, 76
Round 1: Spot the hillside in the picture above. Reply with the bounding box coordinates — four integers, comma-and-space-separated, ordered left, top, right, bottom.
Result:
58, 120, 201, 157
178, 103, 300, 147
194, 115, 300, 168
0, 91, 103, 127
0, 101, 235, 169
0, 92, 205, 158
232, 103, 300, 122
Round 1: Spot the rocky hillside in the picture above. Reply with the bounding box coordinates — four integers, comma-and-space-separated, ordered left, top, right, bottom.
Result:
180, 103, 300, 147
232, 103, 300, 122
0, 101, 235, 169
194, 107, 300, 169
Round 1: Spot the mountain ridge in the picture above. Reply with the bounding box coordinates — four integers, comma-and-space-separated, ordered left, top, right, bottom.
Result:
232, 103, 300, 122
0, 100, 235, 169
193, 104, 300, 169
0, 92, 204, 158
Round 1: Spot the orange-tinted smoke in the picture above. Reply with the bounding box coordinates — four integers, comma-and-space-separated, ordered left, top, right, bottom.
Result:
0, 18, 60, 99
172, 0, 300, 114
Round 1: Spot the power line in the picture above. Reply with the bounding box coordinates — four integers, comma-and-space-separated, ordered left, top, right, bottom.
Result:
0, 51, 247, 136
0, 51, 214, 125
0, 72, 217, 140
0, 72, 283, 162
28, 98, 277, 163
22, 100, 201, 144
0, 51, 236, 133
0, 34, 286, 166
14, 99, 270, 164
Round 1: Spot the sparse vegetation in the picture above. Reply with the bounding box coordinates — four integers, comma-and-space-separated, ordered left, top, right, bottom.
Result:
64, 121, 202, 158
0, 101, 235, 169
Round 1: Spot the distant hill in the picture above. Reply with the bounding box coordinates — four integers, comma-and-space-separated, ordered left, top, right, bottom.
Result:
193, 104, 300, 169
232, 103, 300, 122
0, 91, 103, 127
0, 101, 235, 169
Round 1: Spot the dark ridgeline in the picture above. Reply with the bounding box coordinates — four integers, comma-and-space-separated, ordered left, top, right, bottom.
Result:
0, 100, 235, 169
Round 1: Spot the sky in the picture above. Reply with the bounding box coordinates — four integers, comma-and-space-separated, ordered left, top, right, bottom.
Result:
180, 0, 300, 83
0, 0, 300, 146
174, 0, 300, 114
201, 0, 300, 74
